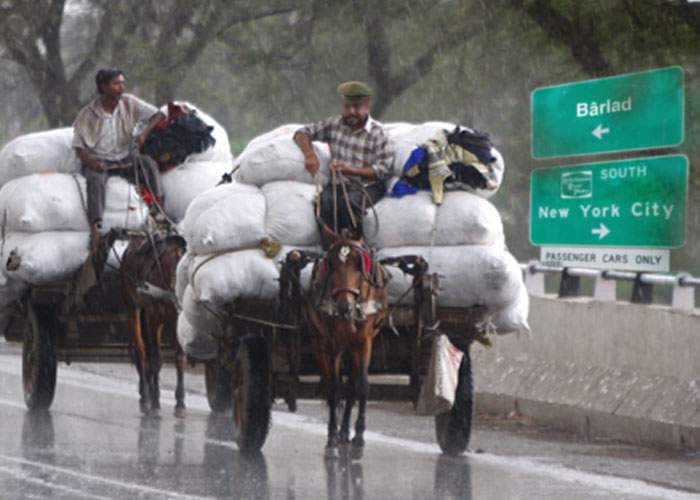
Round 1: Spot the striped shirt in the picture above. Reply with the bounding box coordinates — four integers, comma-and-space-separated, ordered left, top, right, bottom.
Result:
298, 116, 393, 184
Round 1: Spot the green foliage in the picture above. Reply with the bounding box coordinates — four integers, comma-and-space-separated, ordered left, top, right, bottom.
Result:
1, 0, 700, 271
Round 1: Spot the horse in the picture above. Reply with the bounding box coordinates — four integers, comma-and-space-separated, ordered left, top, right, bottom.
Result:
304, 227, 388, 458
118, 230, 187, 415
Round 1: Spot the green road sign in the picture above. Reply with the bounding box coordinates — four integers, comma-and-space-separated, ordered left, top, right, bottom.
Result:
531, 67, 684, 158
530, 155, 688, 248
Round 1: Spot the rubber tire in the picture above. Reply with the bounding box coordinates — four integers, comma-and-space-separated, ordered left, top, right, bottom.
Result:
23, 302, 58, 411
232, 336, 271, 451
205, 356, 233, 413
435, 348, 473, 456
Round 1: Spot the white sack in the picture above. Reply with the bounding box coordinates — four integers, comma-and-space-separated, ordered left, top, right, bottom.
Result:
2, 231, 88, 285
416, 334, 464, 416
0, 173, 147, 232
184, 183, 266, 255
175, 252, 194, 303
188, 249, 280, 305
379, 245, 522, 309
263, 181, 320, 247
0, 128, 79, 187
491, 279, 530, 335
434, 191, 504, 247
365, 191, 504, 248
182, 286, 225, 341
234, 133, 331, 186
177, 312, 218, 360
160, 160, 230, 222
183, 244, 319, 307
243, 123, 303, 150
161, 102, 232, 164
364, 191, 437, 248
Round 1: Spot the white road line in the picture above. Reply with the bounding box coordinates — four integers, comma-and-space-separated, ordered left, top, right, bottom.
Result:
0, 454, 214, 500
1, 354, 698, 500
0, 464, 111, 500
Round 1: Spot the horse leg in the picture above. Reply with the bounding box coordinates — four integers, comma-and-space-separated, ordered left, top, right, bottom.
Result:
174, 335, 187, 417
325, 352, 341, 458
339, 352, 358, 445
352, 335, 373, 454
147, 319, 163, 412
132, 307, 151, 414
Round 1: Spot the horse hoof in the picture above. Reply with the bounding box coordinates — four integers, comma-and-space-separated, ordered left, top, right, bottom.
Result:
139, 401, 150, 415
174, 406, 186, 418
339, 432, 350, 445
350, 443, 364, 461
324, 446, 339, 461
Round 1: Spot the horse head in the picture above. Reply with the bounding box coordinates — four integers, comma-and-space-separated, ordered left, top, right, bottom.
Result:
324, 229, 373, 326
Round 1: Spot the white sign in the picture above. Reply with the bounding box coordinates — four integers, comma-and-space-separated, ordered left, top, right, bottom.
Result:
540, 246, 669, 272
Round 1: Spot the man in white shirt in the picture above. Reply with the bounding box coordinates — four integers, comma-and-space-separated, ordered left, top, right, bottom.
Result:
73, 68, 165, 244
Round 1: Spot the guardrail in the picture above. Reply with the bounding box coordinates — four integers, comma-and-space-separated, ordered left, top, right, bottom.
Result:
520, 262, 698, 311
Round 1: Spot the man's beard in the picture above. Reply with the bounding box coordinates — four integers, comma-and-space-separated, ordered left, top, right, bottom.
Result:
343, 114, 368, 128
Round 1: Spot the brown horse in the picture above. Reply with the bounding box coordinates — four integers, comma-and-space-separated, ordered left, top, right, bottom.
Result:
119, 230, 187, 415
304, 229, 387, 458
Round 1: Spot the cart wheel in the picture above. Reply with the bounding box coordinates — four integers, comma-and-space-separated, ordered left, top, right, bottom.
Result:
435, 348, 473, 456
232, 336, 271, 451
23, 302, 58, 411
205, 356, 233, 413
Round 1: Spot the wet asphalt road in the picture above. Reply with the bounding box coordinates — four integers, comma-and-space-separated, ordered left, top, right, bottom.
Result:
0, 342, 698, 499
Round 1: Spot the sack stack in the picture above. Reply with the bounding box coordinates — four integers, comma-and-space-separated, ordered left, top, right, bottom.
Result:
379, 121, 528, 334
176, 127, 328, 356
176, 180, 321, 358
0, 102, 232, 313
177, 121, 529, 359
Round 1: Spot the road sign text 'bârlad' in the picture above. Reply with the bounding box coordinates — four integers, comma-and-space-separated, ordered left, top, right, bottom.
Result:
531, 67, 684, 158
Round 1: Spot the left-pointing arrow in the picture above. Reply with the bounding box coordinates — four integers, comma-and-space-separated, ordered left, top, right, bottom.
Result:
592, 222, 611, 240
592, 124, 610, 140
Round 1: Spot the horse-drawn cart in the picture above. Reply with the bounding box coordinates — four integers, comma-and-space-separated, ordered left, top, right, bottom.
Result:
2, 235, 181, 412
203, 250, 488, 455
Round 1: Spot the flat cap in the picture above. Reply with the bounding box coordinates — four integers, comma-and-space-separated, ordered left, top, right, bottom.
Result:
337, 81, 372, 104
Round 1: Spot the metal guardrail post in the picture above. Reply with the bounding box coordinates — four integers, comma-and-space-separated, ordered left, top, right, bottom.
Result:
631, 273, 654, 304
558, 268, 581, 298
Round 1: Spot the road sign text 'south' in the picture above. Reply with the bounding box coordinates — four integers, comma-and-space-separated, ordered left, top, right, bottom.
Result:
531, 67, 684, 158
530, 155, 688, 248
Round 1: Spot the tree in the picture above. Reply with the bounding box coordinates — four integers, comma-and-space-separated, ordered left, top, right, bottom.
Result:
0, 0, 113, 126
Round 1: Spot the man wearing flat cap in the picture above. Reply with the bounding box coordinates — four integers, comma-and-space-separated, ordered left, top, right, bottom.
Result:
294, 80, 393, 247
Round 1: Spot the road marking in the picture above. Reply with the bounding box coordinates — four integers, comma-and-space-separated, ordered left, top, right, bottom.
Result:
0, 355, 698, 499
0, 454, 214, 500
0, 464, 111, 500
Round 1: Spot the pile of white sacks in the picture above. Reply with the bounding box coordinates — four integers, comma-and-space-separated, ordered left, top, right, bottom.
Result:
0, 103, 232, 315
176, 121, 529, 359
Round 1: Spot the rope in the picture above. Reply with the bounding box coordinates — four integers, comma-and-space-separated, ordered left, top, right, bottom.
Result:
71, 173, 89, 220
229, 312, 300, 331
332, 169, 339, 233
338, 173, 357, 229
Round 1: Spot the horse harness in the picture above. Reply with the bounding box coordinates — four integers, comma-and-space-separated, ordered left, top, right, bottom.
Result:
314, 240, 388, 322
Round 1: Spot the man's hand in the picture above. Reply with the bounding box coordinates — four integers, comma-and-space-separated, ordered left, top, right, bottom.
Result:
305, 153, 320, 175
330, 159, 351, 174
89, 161, 106, 173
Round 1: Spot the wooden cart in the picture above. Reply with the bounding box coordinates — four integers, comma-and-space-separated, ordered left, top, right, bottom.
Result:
203, 251, 488, 455
2, 264, 178, 411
